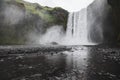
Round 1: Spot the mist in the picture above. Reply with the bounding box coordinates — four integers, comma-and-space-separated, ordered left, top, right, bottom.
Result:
87, 0, 111, 43
38, 26, 65, 45
3, 5, 25, 25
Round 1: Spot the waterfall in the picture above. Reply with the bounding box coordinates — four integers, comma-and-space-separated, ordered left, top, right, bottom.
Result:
65, 8, 90, 45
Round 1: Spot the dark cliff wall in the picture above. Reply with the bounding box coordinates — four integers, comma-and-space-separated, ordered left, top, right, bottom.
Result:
0, 0, 68, 45
87, 0, 118, 44
108, 0, 120, 43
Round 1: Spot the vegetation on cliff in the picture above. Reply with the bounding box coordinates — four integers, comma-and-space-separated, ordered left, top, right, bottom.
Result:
0, 0, 68, 44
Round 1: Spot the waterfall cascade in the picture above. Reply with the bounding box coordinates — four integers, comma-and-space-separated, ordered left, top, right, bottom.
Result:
65, 8, 91, 45
38, 8, 97, 45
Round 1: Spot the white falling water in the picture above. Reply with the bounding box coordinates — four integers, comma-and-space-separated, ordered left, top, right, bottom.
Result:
64, 8, 90, 45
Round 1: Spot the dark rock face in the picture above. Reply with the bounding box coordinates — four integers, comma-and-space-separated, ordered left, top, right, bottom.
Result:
107, 0, 120, 42
108, 0, 120, 8
0, 0, 68, 45
87, 0, 119, 44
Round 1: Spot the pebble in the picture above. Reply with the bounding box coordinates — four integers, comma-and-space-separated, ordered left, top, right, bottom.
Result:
0, 59, 4, 62
31, 74, 42, 77
28, 66, 33, 69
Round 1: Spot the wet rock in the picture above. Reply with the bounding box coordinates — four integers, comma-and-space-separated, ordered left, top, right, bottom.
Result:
51, 52, 54, 55
54, 76, 60, 80
28, 66, 33, 69
16, 55, 24, 59
31, 74, 42, 77
21, 78, 26, 80
0, 59, 4, 62
111, 51, 116, 54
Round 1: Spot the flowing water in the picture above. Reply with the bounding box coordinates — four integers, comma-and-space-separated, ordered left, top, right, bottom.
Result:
65, 9, 94, 45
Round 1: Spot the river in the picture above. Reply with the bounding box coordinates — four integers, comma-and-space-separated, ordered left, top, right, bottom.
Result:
0, 45, 120, 80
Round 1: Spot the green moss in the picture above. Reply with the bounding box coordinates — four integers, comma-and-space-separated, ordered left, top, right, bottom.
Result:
43, 6, 54, 11
14, 0, 55, 22
15, 0, 23, 3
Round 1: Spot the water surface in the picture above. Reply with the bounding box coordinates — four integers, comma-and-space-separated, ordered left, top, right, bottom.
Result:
0, 45, 120, 80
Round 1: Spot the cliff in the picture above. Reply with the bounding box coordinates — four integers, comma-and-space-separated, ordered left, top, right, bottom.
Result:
87, 0, 119, 44
0, 0, 68, 45
107, 0, 120, 43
